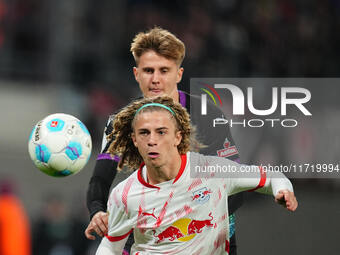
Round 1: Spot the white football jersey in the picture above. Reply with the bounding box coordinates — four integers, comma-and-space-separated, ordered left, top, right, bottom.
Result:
97, 152, 292, 255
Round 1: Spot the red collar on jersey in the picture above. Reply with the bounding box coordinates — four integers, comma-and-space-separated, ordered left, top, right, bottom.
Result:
137, 154, 187, 189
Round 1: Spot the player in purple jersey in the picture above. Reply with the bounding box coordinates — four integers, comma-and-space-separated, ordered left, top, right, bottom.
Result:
86, 27, 241, 254
95, 96, 297, 255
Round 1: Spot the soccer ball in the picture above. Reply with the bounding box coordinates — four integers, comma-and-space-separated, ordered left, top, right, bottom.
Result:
28, 113, 92, 177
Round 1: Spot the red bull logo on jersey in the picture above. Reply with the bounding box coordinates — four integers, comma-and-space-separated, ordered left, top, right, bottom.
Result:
153, 226, 184, 243
192, 187, 212, 204
153, 213, 215, 243
187, 212, 214, 234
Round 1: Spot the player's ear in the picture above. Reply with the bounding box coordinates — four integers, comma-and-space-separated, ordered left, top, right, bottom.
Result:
131, 132, 138, 147
133, 67, 139, 82
174, 131, 182, 147
176, 67, 184, 84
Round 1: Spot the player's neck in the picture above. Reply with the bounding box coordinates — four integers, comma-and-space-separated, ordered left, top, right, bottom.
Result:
170, 90, 179, 103
146, 153, 182, 185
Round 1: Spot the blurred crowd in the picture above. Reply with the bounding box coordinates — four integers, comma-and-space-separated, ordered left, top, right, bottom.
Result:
0, 0, 339, 84
1, 0, 339, 143
0, 0, 339, 254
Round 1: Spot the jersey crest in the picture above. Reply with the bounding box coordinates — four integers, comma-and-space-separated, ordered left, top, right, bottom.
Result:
191, 187, 212, 204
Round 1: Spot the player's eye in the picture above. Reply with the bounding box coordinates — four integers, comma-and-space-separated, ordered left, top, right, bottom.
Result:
144, 68, 153, 74
161, 68, 168, 73
139, 130, 149, 136
158, 130, 166, 135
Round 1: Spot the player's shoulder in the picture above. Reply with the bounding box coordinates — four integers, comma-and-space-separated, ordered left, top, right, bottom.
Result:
115, 170, 139, 190
188, 151, 217, 167
189, 151, 235, 167
189, 151, 218, 161
186, 152, 225, 187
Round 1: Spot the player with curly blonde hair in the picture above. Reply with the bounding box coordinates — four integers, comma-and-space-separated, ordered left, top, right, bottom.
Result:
95, 96, 297, 255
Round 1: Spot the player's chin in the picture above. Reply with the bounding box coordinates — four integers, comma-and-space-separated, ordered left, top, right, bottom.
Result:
146, 156, 161, 166
147, 91, 164, 98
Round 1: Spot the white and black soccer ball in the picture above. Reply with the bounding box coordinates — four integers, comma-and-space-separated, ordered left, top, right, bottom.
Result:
28, 113, 92, 177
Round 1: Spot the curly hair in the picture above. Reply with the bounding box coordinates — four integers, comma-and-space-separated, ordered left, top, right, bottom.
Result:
107, 96, 197, 170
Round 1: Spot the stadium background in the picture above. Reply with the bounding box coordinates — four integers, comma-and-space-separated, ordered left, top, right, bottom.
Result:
0, 0, 339, 254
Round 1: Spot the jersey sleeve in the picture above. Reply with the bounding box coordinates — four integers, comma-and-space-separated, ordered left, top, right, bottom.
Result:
225, 164, 294, 197
87, 115, 119, 219
197, 153, 293, 197
96, 237, 127, 255
103, 185, 134, 250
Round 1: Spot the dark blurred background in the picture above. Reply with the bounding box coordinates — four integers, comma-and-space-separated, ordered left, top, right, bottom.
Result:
0, 0, 339, 254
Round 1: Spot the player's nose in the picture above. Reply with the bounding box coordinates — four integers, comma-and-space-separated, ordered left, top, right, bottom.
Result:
151, 71, 160, 84
147, 132, 157, 146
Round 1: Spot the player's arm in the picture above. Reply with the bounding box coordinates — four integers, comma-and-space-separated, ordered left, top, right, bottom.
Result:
95, 186, 133, 255
227, 166, 298, 211
86, 159, 118, 238
96, 237, 128, 255
211, 155, 298, 212
86, 116, 118, 239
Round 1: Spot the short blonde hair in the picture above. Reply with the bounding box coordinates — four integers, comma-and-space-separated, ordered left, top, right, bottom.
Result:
130, 27, 185, 66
